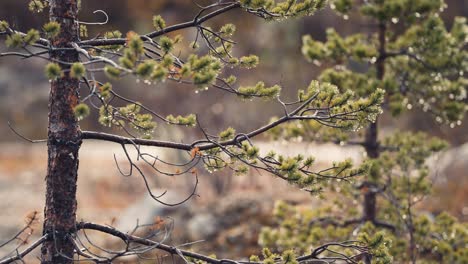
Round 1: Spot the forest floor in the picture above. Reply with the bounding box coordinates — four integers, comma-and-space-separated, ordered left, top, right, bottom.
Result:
0, 141, 465, 262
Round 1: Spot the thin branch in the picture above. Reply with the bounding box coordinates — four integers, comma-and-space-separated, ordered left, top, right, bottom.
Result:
7, 121, 47, 143
81, 92, 321, 151
76, 222, 235, 264
0, 235, 48, 264
78, 10, 109, 25
79, 3, 242, 47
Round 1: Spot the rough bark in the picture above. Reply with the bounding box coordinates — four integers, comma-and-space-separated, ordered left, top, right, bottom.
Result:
41, 1, 81, 263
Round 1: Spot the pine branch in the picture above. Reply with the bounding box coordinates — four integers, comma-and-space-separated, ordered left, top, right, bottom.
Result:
79, 3, 241, 47
81, 91, 319, 150
0, 30, 49, 46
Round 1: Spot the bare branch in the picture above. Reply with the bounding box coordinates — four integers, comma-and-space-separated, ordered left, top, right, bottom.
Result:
7, 121, 47, 143
82, 131, 193, 150
0, 235, 48, 264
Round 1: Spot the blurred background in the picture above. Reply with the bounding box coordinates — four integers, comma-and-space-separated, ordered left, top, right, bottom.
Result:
0, 0, 466, 261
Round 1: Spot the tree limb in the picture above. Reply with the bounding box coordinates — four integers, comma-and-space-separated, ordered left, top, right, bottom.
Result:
78, 3, 241, 47
0, 235, 48, 264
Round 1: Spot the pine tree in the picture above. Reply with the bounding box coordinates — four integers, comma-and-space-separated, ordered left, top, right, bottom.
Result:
0, 1, 389, 263
260, 0, 467, 263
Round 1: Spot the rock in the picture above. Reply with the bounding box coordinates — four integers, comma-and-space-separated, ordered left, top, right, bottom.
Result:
115, 189, 191, 233
187, 213, 218, 240
428, 142, 468, 220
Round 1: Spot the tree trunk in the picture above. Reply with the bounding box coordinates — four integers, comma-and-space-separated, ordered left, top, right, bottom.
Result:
363, 121, 379, 223
361, 21, 387, 264
361, 22, 386, 227
41, 1, 80, 263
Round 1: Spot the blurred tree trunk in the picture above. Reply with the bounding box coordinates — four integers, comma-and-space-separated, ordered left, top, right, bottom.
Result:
362, 22, 386, 223
40, 1, 81, 263
361, 22, 386, 264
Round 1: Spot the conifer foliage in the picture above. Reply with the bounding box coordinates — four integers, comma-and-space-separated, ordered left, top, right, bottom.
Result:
261, 0, 467, 263
0, 0, 388, 263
